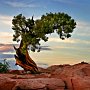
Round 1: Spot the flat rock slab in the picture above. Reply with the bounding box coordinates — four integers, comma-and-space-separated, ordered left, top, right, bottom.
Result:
0, 76, 16, 90
14, 78, 65, 90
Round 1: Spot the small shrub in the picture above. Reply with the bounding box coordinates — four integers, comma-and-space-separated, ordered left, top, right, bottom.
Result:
0, 59, 10, 73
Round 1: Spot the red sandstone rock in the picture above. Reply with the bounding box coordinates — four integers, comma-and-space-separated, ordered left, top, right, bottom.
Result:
81, 65, 90, 76
50, 63, 90, 90
72, 76, 90, 90
13, 78, 65, 90
13, 79, 46, 90
0, 75, 16, 90
0, 62, 90, 90
9, 70, 24, 74
38, 67, 47, 72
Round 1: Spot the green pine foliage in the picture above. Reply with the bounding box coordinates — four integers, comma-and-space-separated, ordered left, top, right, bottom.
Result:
12, 12, 76, 53
0, 59, 10, 73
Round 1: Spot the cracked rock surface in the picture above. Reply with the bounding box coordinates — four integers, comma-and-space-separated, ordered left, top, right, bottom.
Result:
0, 62, 90, 90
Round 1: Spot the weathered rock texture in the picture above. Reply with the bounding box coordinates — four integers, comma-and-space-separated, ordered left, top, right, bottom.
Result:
0, 62, 90, 90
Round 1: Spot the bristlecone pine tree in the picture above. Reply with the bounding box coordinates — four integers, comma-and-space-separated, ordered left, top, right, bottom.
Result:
12, 12, 76, 73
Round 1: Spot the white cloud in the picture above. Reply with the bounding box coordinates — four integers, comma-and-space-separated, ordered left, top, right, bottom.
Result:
48, 37, 90, 44
76, 20, 90, 30
0, 32, 12, 38
0, 14, 40, 27
5, 1, 39, 8
75, 39, 90, 44
76, 20, 90, 36
0, 14, 12, 26
48, 38, 76, 43
0, 14, 41, 44
0, 15, 13, 44
0, 32, 13, 44
51, 45, 75, 49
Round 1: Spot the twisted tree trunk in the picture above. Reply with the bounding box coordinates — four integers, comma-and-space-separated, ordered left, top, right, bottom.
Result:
14, 41, 38, 74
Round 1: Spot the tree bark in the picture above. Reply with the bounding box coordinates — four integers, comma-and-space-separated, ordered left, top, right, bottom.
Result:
14, 41, 38, 74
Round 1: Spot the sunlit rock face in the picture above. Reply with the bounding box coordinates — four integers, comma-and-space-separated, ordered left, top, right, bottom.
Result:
0, 62, 90, 90
49, 62, 90, 90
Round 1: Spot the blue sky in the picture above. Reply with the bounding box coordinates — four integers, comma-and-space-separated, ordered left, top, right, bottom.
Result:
0, 0, 90, 66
